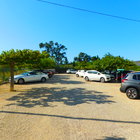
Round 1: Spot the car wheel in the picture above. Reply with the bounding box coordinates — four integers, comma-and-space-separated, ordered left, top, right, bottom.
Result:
126, 88, 139, 99
85, 76, 89, 81
41, 77, 46, 82
18, 78, 25, 84
100, 77, 105, 83
48, 74, 52, 78
76, 74, 79, 77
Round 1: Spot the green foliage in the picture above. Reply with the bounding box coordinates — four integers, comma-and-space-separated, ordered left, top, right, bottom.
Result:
91, 55, 100, 61
74, 61, 88, 70
73, 53, 137, 71
73, 52, 101, 70
0, 65, 29, 84
39, 41, 68, 65
27, 57, 56, 70
100, 54, 136, 71
132, 65, 140, 71
0, 65, 10, 83
74, 52, 91, 62
0, 49, 52, 70
0, 49, 49, 65
0, 49, 50, 91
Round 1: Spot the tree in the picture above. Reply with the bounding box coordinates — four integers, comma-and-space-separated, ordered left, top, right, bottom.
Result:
97, 54, 136, 72
74, 52, 91, 62
73, 52, 91, 69
39, 41, 68, 65
27, 57, 56, 70
91, 55, 100, 61
0, 49, 49, 91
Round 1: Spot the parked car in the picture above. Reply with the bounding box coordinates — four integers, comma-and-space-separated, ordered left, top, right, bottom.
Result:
33, 70, 54, 78
76, 70, 86, 77
113, 70, 133, 82
10, 71, 49, 84
101, 71, 115, 80
66, 69, 77, 74
120, 72, 140, 99
45, 70, 54, 78
84, 70, 113, 82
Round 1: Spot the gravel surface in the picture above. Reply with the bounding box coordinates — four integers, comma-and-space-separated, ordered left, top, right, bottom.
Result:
0, 74, 140, 140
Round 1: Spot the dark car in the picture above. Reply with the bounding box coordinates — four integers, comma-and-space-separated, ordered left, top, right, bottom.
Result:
44, 70, 55, 78
112, 70, 132, 82
120, 72, 140, 99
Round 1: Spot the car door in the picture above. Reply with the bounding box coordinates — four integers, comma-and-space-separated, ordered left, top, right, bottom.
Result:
36, 72, 43, 81
92, 71, 100, 81
27, 72, 39, 82
87, 71, 98, 80
24, 72, 34, 82
133, 74, 140, 89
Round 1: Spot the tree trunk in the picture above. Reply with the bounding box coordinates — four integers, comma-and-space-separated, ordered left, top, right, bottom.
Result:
10, 63, 15, 91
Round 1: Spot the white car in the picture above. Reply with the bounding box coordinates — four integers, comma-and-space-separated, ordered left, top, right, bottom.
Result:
66, 69, 77, 74
76, 70, 86, 77
84, 70, 112, 82
11, 71, 49, 84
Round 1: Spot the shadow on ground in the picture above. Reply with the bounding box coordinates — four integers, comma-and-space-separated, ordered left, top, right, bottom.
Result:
6, 87, 115, 108
47, 74, 85, 84
96, 136, 126, 140
0, 110, 140, 125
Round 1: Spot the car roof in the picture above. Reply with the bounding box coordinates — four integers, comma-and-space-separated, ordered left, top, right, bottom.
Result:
128, 72, 140, 75
87, 70, 98, 71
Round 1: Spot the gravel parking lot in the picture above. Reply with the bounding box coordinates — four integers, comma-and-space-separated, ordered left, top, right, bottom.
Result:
0, 74, 140, 140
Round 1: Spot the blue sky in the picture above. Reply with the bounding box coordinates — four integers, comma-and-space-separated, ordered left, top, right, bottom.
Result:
0, 0, 140, 62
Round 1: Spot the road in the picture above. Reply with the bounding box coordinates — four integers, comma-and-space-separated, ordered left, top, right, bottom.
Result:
0, 74, 140, 140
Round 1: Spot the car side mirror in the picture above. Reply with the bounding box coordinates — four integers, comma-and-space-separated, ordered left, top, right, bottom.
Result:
98, 73, 100, 75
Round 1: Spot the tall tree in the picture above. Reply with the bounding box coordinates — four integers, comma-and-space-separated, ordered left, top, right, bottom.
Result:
39, 41, 67, 65
74, 52, 91, 62
91, 55, 100, 61
0, 49, 49, 91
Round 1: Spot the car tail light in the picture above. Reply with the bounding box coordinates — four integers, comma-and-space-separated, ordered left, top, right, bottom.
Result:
121, 79, 128, 83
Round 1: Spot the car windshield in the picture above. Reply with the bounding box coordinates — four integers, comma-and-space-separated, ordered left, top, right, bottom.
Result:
36, 72, 44, 75
21, 72, 29, 75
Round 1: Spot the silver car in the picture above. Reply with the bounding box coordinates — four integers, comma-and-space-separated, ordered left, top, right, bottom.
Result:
12, 71, 49, 84
66, 69, 77, 74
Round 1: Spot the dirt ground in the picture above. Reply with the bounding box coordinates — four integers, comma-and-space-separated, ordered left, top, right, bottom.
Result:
0, 74, 140, 140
